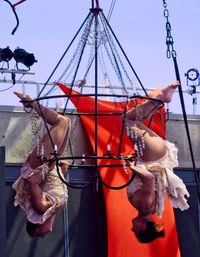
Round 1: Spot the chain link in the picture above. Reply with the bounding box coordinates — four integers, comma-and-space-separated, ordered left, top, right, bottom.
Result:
162, 0, 177, 58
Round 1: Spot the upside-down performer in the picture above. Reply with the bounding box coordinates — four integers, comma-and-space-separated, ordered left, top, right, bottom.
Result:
124, 81, 190, 243
12, 92, 71, 238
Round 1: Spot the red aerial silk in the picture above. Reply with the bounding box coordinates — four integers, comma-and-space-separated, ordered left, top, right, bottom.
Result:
58, 83, 181, 257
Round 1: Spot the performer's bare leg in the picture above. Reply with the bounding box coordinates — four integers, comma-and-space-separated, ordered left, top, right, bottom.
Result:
126, 81, 178, 121
124, 81, 179, 162
14, 92, 71, 169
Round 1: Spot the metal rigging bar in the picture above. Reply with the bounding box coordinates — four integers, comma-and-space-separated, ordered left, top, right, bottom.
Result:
62, 14, 95, 113
38, 11, 93, 97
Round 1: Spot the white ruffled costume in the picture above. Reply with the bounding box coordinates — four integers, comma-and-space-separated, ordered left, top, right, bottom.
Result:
127, 141, 190, 218
12, 154, 68, 224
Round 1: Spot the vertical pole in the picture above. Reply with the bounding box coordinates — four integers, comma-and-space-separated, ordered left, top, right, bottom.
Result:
173, 57, 200, 201
63, 208, 70, 257
94, 9, 99, 191
0, 146, 6, 257
95, 0, 99, 8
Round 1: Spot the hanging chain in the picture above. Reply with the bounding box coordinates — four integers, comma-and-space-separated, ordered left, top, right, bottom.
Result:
31, 110, 42, 156
162, 0, 177, 58
56, 13, 93, 84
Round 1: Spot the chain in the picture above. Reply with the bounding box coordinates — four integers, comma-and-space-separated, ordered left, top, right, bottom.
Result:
31, 102, 47, 160
162, 0, 176, 59
98, 45, 116, 98
57, 13, 93, 83
126, 125, 145, 159
31, 110, 42, 154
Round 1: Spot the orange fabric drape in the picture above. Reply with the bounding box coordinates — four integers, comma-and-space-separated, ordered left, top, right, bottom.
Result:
58, 83, 181, 257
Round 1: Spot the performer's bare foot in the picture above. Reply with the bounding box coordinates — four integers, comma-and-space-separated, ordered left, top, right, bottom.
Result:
14, 91, 33, 107
149, 81, 179, 103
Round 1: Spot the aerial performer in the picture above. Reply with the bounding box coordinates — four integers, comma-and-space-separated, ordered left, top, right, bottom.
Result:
124, 81, 190, 243
12, 91, 71, 237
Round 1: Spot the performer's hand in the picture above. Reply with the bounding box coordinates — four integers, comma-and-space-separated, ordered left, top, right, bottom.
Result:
126, 157, 138, 171
126, 153, 136, 162
14, 91, 33, 108
127, 161, 137, 170
59, 161, 69, 175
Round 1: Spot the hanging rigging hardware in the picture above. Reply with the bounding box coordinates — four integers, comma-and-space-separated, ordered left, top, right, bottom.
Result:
3, 0, 27, 35
162, 0, 176, 59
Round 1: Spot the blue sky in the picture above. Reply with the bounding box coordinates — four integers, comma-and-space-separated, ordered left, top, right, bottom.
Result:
1, 0, 200, 114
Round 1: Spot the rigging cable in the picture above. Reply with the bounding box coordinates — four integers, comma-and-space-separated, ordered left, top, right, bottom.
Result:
162, 0, 200, 202
107, 0, 116, 21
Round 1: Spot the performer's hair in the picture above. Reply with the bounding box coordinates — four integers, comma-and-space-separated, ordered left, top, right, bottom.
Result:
26, 220, 37, 237
135, 221, 165, 243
